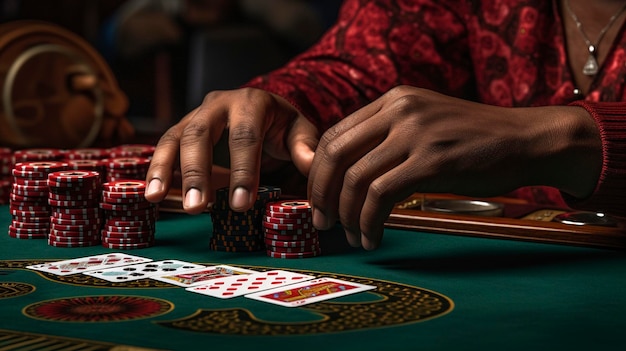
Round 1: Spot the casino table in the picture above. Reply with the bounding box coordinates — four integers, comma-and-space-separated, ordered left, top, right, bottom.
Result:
2, 203, 626, 351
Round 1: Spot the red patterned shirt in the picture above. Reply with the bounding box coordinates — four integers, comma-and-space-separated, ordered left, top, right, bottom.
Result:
245, 0, 626, 217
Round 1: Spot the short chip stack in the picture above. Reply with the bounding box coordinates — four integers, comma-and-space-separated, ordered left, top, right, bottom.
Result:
210, 186, 281, 252
263, 200, 321, 259
48, 170, 102, 247
9, 161, 68, 239
100, 180, 157, 249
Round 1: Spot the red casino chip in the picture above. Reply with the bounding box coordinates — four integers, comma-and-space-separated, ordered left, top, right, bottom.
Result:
108, 144, 155, 158
102, 224, 153, 232
13, 149, 65, 162
102, 157, 150, 169
48, 199, 99, 208
266, 245, 320, 253
11, 220, 50, 229
8, 231, 47, 239
101, 190, 144, 199
104, 219, 152, 227
48, 170, 100, 182
14, 161, 68, 173
11, 168, 47, 179
50, 216, 101, 226
101, 231, 154, 239
9, 204, 50, 212
50, 228, 101, 237
51, 207, 101, 215
101, 241, 154, 250
10, 208, 50, 217
8, 225, 49, 235
102, 236, 154, 245
12, 183, 49, 192
263, 215, 312, 225
102, 180, 146, 192
264, 210, 311, 219
266, 200, 311, 213
52, 211, 101, 220
48, 233, 100, 243
12, 178, 48, 186
48, 238, 101, 247
48, 192, 98, 202
264, 232, 318, 241
264, 227, 317, 236
262, 221, 314, 231
51, 223, 101, 232
266, 248, 321, 259
99, 202, 153, 211
12, 215, 50, 223
264, 238, 318, 247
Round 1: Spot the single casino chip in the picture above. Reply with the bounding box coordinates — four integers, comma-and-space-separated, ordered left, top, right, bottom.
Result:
52, 212, 101, 220
48, 170, 100, 182
262, 221, 314, 231
50, 228, 101, 237
11, 168, 47, 179
101, 231, 154, 239
266, 248, 321, 259
102, 236, 154, 245
13, 148, 65, 162
264, 227, 317, 236
51, 223, 101, 232
48, 238, 101, 247
10, 209, 50, 217
8, 225, 49, 235
8, 231, 47, 239
12, 183, 49, 192
264, 238, 319, 247
104, 219, 152, 227
266, 245, 320, 253
102, 157, 150, 169
102, 224, 153, 232
9, 203, 50, 212
11, 220, 50, 229
101, 190, 145, 199
51, 207, 101, 215
14, 161, 68, 173
101, 229, 155, 237
48, 233, 101, 243
50, 216, 101, 226
266, 200, 311, 213
101, 241, 154, 250
264, 232, 318, 241
48, 199, 99, 208
102, 180, 146, 192
48, 192, 98, 201
12, 178, 48, 186
9, 193, 48, 203
102, 214, 156, 222
101, 195, 146, 204
263, 215, 312, 225
12, 215, 51, 223
108, 144, 156, 158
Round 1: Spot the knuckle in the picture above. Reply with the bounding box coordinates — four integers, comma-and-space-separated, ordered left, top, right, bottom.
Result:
367, 179, 392, 204
229, 123, 260, 149
181, 121, 209, 142
320, 138, 346, 164
344, 164, 367, 190
180, 166, 206, 185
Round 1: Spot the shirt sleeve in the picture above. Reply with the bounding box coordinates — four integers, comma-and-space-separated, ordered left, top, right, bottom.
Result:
564, 100, 626, 218
242, 0, 473, 132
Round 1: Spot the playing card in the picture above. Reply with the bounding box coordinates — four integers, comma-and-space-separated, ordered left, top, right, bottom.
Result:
26, 253, 153, 276
186, 270, 315, 299
151, 265, 258, 287
83, 259, 206, 282
245, 277, 376, 307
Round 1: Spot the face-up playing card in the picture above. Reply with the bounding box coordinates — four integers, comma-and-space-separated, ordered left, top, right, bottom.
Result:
83, 260, 206, 282
26, 253, 153, 276
150, 265, 258, 287
186, 270, 315, 299
245, 277, 376, 307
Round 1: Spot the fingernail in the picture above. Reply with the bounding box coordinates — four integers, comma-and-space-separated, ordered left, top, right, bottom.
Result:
184, 188, 202, 208
312, 207, 328, 229
146, 179, 162, 196
231, 187, 249, 209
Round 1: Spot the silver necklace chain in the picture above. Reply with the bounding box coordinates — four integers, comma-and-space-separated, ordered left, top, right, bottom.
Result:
564, 0, 626, 76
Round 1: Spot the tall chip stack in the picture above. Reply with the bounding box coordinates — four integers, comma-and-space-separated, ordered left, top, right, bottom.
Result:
263, 200, 321, 258
209, 186, 281, 252
47, 170, 102, 247
9, 161, 68, 239
101, 157, 151, 182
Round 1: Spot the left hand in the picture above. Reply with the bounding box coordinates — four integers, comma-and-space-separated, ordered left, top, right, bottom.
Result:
307, 86, 602, 250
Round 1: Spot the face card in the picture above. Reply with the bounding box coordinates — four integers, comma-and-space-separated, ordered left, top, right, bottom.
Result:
83, 260, 206, 282
245, 277, 376, 307
186, 270, 315, 299
26, 253, 153, 276
151, 265, 258, 287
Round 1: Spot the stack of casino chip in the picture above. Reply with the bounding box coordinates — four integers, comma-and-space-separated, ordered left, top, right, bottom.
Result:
47, 170, 102, 247
263, 200, 321, 258
0, 148, 12, 204
101, 157, 151, 182
108, 144, 155, 159
8, 161, 68, 239
210, 186, 281, 252
100, 180, 157, 249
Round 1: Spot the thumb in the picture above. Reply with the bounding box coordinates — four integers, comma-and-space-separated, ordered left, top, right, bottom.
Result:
287, 116, 319, 177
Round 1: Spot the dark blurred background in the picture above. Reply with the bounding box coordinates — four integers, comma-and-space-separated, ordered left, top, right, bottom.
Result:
1, 0, 341, 134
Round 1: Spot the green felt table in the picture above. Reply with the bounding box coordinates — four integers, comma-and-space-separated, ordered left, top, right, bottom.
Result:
1, 204, 626, 351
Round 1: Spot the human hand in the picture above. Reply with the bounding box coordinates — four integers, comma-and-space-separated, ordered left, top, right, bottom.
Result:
307, 86, 601, 250
145, 88, 319, 214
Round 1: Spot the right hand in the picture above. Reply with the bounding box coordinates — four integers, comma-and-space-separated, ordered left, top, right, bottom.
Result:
144, 88, 319, 214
